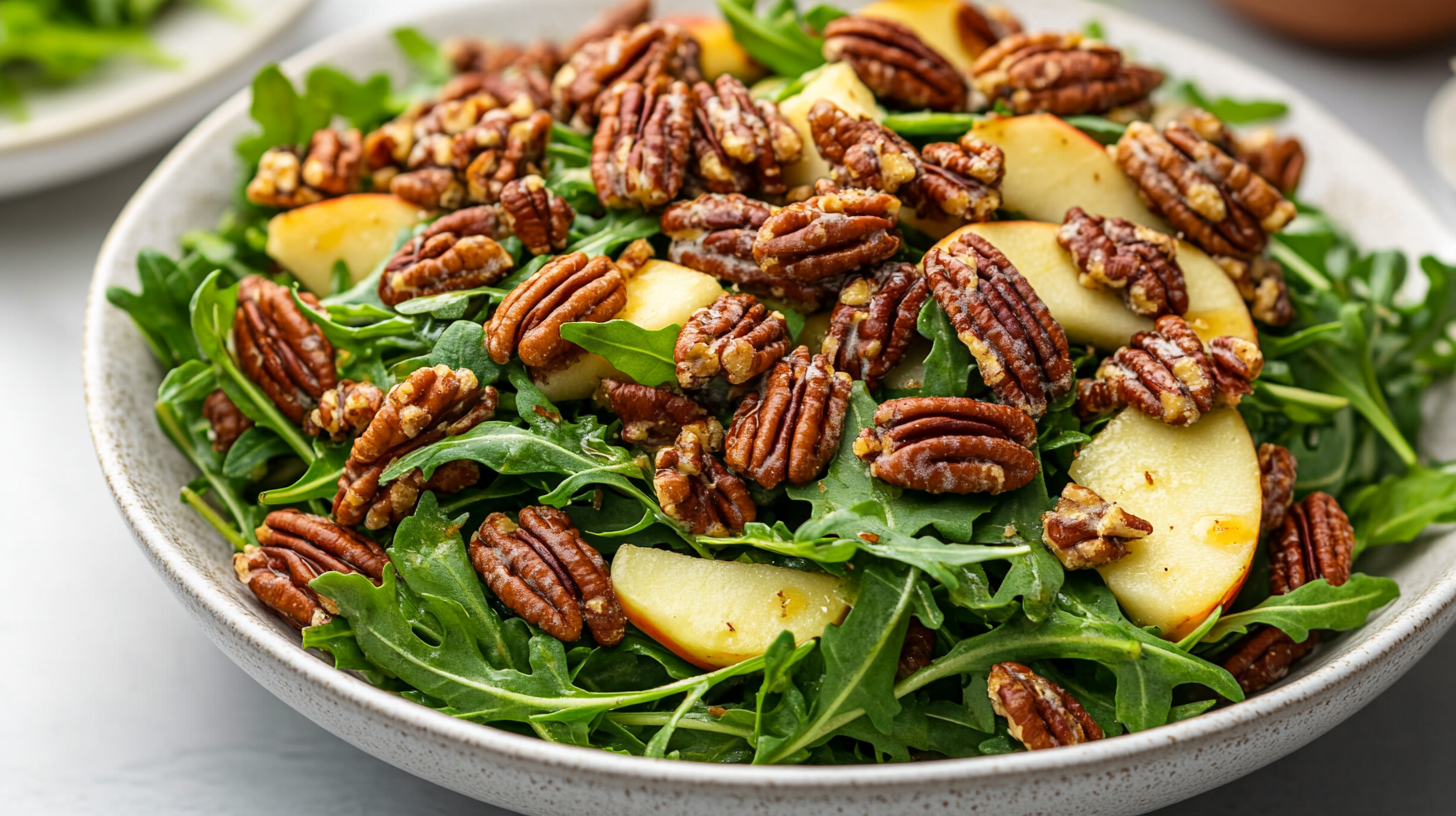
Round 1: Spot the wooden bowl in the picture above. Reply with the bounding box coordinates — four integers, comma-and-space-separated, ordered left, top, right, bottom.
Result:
1220, 0, 1456, 50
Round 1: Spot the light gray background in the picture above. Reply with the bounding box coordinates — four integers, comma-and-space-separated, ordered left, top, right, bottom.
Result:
4, 0, 1453, 813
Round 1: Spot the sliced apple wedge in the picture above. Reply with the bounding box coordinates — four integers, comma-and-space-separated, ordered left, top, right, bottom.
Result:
943, 221, 1256, 347
1067, 407, 1262, 640
777, 62, 885, 190
266, 193, 429, 295
970, 114, 1166, 230
858, 0, 988, 72
612, 544, 851, 669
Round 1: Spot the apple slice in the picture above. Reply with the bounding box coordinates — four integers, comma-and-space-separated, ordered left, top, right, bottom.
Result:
945, 221, 1256, 347
1067, 407, 1262, 640
777, 62, 885, 190
858, 0, 989, 72
532, 259, 725, 402
970, 114, 1166, 230
612, 544, 851, 669
660, 15, 767, 84
266, 193, 429, 295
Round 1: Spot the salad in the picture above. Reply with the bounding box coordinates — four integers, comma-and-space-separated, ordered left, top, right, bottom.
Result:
108, 0, 1456, 764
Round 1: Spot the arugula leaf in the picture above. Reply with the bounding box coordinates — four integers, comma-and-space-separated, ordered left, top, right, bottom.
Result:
106, 249, 211, 367
392, 27, 451, 85
221, 426, 292, 479
425, 320, 503, 386
1203, 574, 1400, 644
566, 210, 661, 259
1062, 115, 1126, 145
716, 0, 826, 78
260, 439, 350, 505
558, 320, 680, 387
155, 360, 255, 549
830, 692, 990, 761
965, 450, 1064, 621
1177, 80, 1289, 124
1349, 466, 1456, 550
301, 617, 408, 689
915, 299, 972, 398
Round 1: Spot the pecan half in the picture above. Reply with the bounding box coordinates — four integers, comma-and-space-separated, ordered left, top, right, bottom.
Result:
853, 397, 1038, 494
754, 186, 902, 282
896, 617, 936, 680
1221, 626, 1320, 694
203, 389, 253, 453
379, 208, 516, 307
592, 80, 695, 210
971, 32, 1162, 116
1258, 443, 1297, 539
304, 380, 385, 442
1115, 121, 1296, 260
691, 74, 802, 195
500, 174, 575, 255
551, 21, 703, 128
1178, 108, 1305, 195
443, 40, 559, 110
924, 232, 1073, 419
902, 134, 1004, 224
663, 193, 843, 312
808, 100, 921, 194
486, 253, 628, 370
388, 106, 554, 210
957, 2, 1023, 53
596, 377, 710, 450
823, 262, 929, 390
1057, 206, 1188, 318
246, 128, 363, 209
233, 510, 388, 629
333, 366, 497, 529
234, 276, 337, 425
1213, 254, 1294, 327
988, 661, 1104, 750
654, 420, 755, 536
1076, 315, 1263, 426
724, 346, 853, 490
823, 16, 968, 111
1041, 483, 1152, 570
674, 293, 793, 389
470, 506, 626, 645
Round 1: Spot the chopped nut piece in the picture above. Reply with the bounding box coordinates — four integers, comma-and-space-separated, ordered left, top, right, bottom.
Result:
1115, 121, 1296, 260
823, 261, 929, 390
551, 21, 703, 128
486, 253, 627, 370
988, 661, 1104, 750
234, 510, 388, 629
246, 128, 363, 209
1041, 483, 1153, 570
378, 206, 516, 307
615, 237, 656, 275
381, 102, 554, 210
470, 506, 626, 645
690, 74, 802, 195
854, 396, 1038, 494
654, 420, 755, 536
499, 174, 575, 255
1057, 206, 1188, 318
674, 293, 793, 389
924, 232, 1073, 419
592, 80, 695, 210
724, 346, 853, 490
1213, 254, 1294, 327
233, 276, 337, 425
304, 380, 386, 442
333, 366, 497, 529
971, 32, 1162, 116
808, 100, 921, 194
902, 134, 1004, 224
1258, 443, 1297, 539
596, 378, 710, 449
822, 16, 968, 111
896, 617, 936, 680
754, 186, 902, 282
203, 389, 253, 454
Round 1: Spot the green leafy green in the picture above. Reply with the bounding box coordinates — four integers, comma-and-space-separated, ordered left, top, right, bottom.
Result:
1203, 574, 1400, 644
1177, 80, 1289, 124
916, 299, 973, 398
106, 249, 211, 367
392, 27, 450, 85
716, 0, 825, 78
558, 320, 680, 387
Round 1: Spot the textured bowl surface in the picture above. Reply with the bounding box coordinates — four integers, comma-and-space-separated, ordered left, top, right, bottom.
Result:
84, 1, 1456, 814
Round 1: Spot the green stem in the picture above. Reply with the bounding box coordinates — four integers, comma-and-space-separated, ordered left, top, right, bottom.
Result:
180, 486, 248, 551
156, 401, 253, 543
645, 682, 711, 758
1270, 238, 1333, 292
1256, 381, 1350, 412
605, 711, 755, 739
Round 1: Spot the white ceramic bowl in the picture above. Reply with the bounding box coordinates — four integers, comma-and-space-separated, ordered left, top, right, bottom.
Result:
84, 1, 1456, 813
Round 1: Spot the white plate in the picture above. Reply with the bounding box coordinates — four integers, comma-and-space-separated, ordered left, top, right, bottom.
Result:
84, 1, 1456, 814
0, 0, 312, 199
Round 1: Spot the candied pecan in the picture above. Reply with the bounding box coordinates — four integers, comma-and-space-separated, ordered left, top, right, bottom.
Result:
724, 347, 853, 490
304, 380, 385, 442
654, 419, 754, 536
957, 2, 1022, 52
234, 276, 337, 425
690, 74, 802, 195
500, 174, 575, 255
808, 100, 921, 194
971, 32, 1162, 116
823, 16, 968, 111
924, 233, 1073, 419
615, 237, 656, 275
378, 213, 515, 308
592, 81, 695, 210
1075, 314, 1262, 426
389, 106, 554, 209
1213, 254, 1294, 327
596, 378, 710, 450
443, 40, 559, 110
470, 507, 626, 645
486, 253, 628, 370
754, 187, 902, 282
853, 397, 1038, 495
988, 662, 1104, 750
896, 617, 936, 680
559, 0, 652, 59
1221, 626, 1320, 694
1177, 108, 1305, 196
246, 128, 363, 209
675, 293, 793, 389
823, 262, 929, 390
1115, 121, 1296, 260
1041, 483, 1152, 570
902, 134, 1004, 224
551, 21, 703, 128
333, 366, 497, 529
233, 510, 388, 629
1258, 443, 1297, 539
203, 389, 253, 453
1057, 206, 1188, 318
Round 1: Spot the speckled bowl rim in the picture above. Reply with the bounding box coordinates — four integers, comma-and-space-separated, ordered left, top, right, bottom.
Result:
84, 0, 1456, 796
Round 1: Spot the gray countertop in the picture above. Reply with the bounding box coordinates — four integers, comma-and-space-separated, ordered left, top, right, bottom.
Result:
4, 0, 1453, 813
